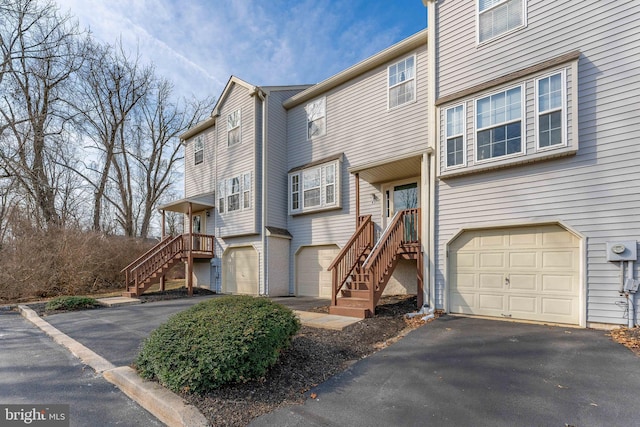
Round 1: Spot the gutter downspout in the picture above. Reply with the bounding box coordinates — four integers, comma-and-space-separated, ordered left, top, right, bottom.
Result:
426, 0, 437, 310
256, 88, 268, 296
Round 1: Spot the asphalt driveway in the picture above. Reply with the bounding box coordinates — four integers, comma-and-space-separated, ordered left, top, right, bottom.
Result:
251, 316, 640, 427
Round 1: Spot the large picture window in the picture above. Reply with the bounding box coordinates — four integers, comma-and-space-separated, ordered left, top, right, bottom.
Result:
537, 72, 564, 149
306, 98, 326, 139
289, 160, 340, 214
445, 105, 465, 168
478, 0, 525, 43
476, 86, 522, 161
217, 172, 251, 214
388, 55, 416, 109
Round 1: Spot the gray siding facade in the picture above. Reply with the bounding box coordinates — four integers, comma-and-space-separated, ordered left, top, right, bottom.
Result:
434, 0, 640, 325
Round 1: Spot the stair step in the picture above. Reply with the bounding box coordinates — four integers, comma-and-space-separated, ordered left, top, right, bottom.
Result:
329, 305, 372, 319
336, 297, 371, 309
341, 289, 369, 298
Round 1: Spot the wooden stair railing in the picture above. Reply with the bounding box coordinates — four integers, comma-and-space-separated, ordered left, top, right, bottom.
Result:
328, 215, 374, 307
122, 233, 215, 297
329, 209, 420, 318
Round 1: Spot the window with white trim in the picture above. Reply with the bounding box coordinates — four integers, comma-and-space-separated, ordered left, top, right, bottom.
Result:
217, 172, 251, 214
194, 136, 203, 165
478, 0, 525, 43
227, 109, 241, 146
537, 72, 564, 149
289, 160, 340, 214
306, 98, 326, 139
445, 105, 465, 167
388, 55, 416, 109
476, 86, 522, 161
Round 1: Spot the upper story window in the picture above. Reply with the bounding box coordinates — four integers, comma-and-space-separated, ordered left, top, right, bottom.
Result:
306, 98, 326, 139
537, 72, 564, 149
388, 55, 416, 109
289, 159, 341, 215
194, 136, 204, 165
445, 105, 465, 168
475, 86, 522, 161
478, 0, 525, 44
217, 172, 251, 214
227, 109, 241, 146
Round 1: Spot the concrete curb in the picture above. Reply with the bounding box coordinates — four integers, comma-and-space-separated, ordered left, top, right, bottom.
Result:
104, 367, 209, 427
18, 305, 210, 427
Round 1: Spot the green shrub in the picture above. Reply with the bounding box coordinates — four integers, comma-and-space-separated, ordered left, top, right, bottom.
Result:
135, 295, 300, 394
45, 296, 99, 311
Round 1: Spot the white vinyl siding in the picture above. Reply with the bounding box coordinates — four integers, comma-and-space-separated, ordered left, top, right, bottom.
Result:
306, 97, 326, 139
227, 109, 241, 146
478, 0, 525, 44
536, 72, 565, 150
475, 85, 523, 162
388, 55, 416, 109
289, 160, 340, 215
194, 136, 204, 165
445, 104, 465, 168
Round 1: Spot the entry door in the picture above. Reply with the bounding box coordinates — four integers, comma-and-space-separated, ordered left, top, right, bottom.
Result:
385, 181, 419, 225
192, 213, 204, 250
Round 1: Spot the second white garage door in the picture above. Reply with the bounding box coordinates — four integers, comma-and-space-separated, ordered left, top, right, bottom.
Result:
223, 246, 258, 295
449, 225, 580, 325
296, 245, 340, 298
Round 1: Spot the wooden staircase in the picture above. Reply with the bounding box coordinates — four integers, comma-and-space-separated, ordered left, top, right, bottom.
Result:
121, 234, 214, 297
329, 209, 421, 318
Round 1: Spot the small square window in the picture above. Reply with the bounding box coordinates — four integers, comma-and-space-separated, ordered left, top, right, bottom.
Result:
475, 86, 523, 161
478, 0, 525, 43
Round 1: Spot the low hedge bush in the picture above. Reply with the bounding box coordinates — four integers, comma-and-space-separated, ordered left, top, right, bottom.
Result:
45, 296, 99, 311
135, 295, 300, 394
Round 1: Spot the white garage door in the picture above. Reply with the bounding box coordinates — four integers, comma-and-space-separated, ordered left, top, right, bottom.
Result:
223, 247, 258, 295
449, 225, 580, 325
296, 245, 340, 298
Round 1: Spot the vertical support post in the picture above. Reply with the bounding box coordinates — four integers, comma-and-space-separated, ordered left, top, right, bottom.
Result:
187, 203, 193, 296
355, 173, 360, 227
159, 209, 166, 291
417, 210, 424, 308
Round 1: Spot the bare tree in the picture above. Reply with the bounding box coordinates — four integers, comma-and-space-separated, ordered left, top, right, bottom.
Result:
0, 0, 86, 228
74, 39, 152, 232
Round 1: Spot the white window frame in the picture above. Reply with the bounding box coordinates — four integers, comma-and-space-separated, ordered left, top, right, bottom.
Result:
388, 55, 417, 110
477, 0, 526, 45
535, 70, 566, 151
444, 104, 466, 169
474, 84, 524, 163
227, 109, 241, 147
289, 159, 341, 215
217, 172, 251, 215
306, 97, 326, 140
194, 136, 204, 165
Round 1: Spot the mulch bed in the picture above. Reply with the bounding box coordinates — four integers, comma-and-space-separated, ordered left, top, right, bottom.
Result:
184, 294, 431, 427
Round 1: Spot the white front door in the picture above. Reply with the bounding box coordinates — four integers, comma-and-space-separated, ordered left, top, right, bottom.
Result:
383, 180, 419, 227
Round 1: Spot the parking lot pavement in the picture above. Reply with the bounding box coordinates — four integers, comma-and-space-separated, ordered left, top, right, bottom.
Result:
0, 311, 162, 427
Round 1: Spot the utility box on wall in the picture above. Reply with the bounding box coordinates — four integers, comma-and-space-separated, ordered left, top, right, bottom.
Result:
606, 241, 638, 262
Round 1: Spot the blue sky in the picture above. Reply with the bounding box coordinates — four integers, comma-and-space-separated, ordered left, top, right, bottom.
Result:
54, 0, 428, 100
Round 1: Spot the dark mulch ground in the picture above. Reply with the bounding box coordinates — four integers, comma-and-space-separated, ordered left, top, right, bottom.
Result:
185, 294, 429, 427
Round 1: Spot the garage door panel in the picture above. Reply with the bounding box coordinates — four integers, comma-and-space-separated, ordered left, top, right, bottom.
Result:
508, 296, 537, 314
480, 253, 505, 268
509, 274, 537, 291
510, 252, 537, 268
479, 294, 504, 310
450, 225, 580, 325
542, 275, 575, 292
478, 274, 503, 289
224, 247, 258, 295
